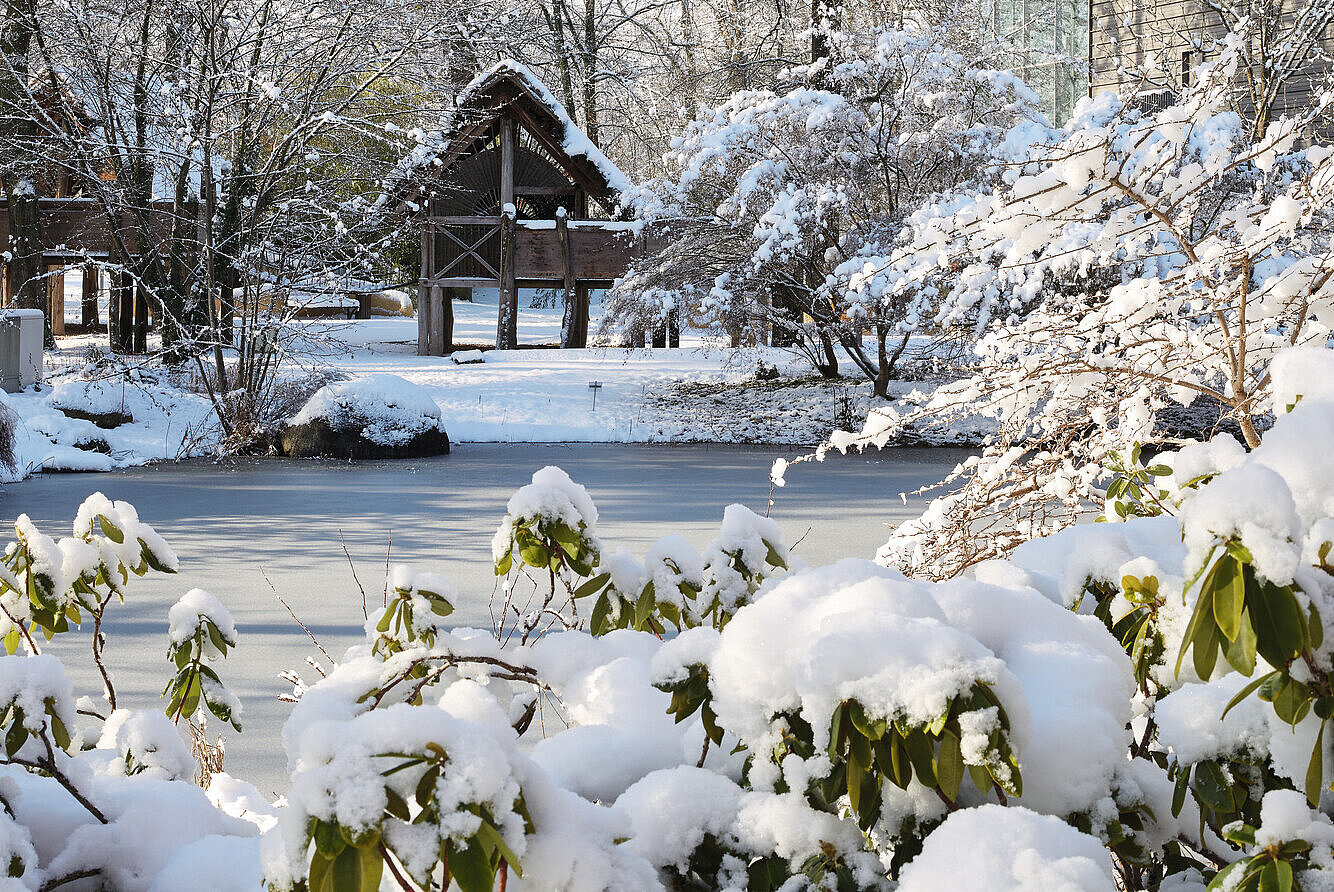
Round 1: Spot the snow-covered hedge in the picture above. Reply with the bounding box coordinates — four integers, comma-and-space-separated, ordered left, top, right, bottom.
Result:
7, 346, 1334, 891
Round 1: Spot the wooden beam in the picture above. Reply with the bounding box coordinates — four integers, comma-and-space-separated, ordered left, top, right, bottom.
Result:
429, 286, 446, 356
47, 266, 65, 337
497, 206, 518, 350
418, 280, 432, 356
418, 223, 432, 355
516, 186, 580, 197
497, 119, 518, 351
428, 215, 502, 226
443, 287, 466, 352
81, 263, 100, 327
500, 115, 516, 211
558, 210, 577, 348
429, 276, 500, 288
574, 283, 591, 348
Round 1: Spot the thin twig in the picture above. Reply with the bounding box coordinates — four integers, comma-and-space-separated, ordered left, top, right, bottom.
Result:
261, 568, 335, 667
39, 868, 101, 892
383, 531, 392, 608
90, 592, 117, 710
339, 529, 368, 621
377, 842, 416, 892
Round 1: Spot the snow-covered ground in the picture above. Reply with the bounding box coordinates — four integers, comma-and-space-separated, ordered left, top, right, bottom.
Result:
8, 289, 981, 478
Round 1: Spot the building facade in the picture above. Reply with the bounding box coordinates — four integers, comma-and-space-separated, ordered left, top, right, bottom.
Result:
991, 0, 1334, 125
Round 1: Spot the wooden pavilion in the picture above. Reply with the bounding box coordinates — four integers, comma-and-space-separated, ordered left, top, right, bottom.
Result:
0, 197, 160, 351
406, 61, 664, 354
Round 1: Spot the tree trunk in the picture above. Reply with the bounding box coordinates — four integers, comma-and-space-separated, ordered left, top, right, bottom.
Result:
5, 191, 47, 345
872, 324, 890, 399
547, 0, 578, 115
581, 0, 598, 141
81, 263, 100, 327
0, 0, 49, 346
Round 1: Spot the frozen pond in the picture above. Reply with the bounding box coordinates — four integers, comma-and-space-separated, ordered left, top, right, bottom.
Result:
2, 444, 970, 795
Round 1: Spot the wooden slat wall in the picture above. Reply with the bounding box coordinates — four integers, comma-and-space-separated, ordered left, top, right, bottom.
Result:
1090, 0, 1334, 120
0, 198, 175, 258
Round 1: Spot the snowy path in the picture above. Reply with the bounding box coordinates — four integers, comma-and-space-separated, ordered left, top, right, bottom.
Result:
3, 444, 970, 795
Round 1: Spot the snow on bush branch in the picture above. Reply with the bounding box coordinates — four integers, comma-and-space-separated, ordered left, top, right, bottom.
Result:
14, 357, 1334, 888
606, 27, 1037, 392
818, 25, 1334, 578
0, 496, 256, 892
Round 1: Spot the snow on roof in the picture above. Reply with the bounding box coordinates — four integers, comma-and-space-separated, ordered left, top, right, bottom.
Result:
458, 59, 632, 195
377, 60, 631, 212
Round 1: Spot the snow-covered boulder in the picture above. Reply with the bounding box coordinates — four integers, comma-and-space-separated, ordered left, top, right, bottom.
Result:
279, 374, 449, 459
49, 378, 135, 428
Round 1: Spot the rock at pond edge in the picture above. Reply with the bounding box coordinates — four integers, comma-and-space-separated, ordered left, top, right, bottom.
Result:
277, 417, 450, 460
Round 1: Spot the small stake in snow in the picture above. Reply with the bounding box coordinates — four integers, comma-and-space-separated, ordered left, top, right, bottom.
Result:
588, 380, 602, 411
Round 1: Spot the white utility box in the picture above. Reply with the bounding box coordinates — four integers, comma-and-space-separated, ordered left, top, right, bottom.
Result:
0, 309, 43, 393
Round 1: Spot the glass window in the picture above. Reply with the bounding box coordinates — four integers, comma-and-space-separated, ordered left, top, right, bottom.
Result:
985, 0, 1090, 123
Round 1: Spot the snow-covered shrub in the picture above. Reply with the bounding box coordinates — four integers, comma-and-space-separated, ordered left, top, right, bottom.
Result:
572, 505, 786, 635
269, 701, 533, 892
2, 492, 176, 659
492, 466, 604, 643
372, 565, 456, 656
165, 589, 243, 731
0, 496, 256, 891
826, 22, 1334, 577
23, 362, 1334, 890
610, 27, 1037, 391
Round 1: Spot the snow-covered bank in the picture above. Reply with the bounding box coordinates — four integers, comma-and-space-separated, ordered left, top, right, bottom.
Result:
8, 295, 980, 480
2, 367, 220, 482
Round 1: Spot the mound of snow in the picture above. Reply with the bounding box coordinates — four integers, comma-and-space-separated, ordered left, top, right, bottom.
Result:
898, 805, 1116, 892
707, 558, 1133, 818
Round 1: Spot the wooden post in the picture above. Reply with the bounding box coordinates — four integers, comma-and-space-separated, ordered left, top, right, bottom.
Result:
497, 205, 517, 350
47, 265, 65, 336
418, 278, 432, 356
0, 262, 9, 306
500, 117, 515, 210
575, 283, 591, 348
429, 287, 445, 355
418, 222, 432, 355
496, 117, 518, 350
81, 263, 100, 327
110, 270, 132, 352
131, 280, 148, 354
557, 209, 578, 347
442, 287, 463, 352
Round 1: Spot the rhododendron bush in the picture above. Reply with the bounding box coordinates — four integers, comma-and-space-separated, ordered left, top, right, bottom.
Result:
1, 345, 1333, 891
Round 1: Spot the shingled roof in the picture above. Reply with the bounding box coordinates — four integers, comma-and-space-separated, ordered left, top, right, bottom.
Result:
384, 60, 631, 216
